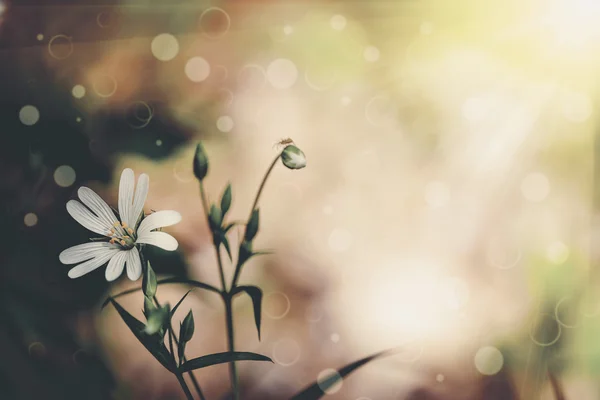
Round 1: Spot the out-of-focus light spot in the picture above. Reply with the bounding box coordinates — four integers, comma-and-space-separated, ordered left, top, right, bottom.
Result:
151, 33, 179, 61
156, 139, 163, 146
185, 57, 210, 82
267, 58, 298, 89
486, 237, 522, 270
199, 7, 231, 39
328, 228, 353, 252
304, 68, 337, 91
474, 346, 503, 376
37, 34, 44, 41
93, 74, 117, 98
72, 85, 86, 99
273, 338, 301, 366
264, 292, 291, 319
363, 46, 380, 62
424, 181, 450, 208
330, 15, 347, 31
24, 213, 38, 227
306, 303, 323, 322
436, 374, 445, 382
330, 333, 340, 343
28, 342, 47, 357
323, 205, 333, 215
317, 369, 343, 394
54, 165, 76, 187
555, 296, 579, 328
529, 313, 561, 346
216, 115, 234, 132
341, 96, 351, 106
48, 35, 73, 59
19, 105, 40, 126
561, 91, 592, 122
420, 21, 434, 35
283, 25, 293, 35
173, 161, 194, 183
462, 97, 490, 123
546, 241, 570, 264
76, 117, 82, 123
521, 172, 550, 202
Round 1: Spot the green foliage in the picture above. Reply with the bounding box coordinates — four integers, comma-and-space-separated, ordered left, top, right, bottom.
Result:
193, 142, 209, 181
221, 183, 232, 217
232, 286, 263, 340
142, 261, 157, 298
179, 352, 273, 373
245, 209, 259, 242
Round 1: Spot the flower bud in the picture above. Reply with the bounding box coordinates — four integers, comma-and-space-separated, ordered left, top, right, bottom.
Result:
142, 261, 157, 298
144, 303, 170, 335
180, 310, 195, 343
245, 209, 259, 242
193, 142, 209, 180
281, 145, 306, 170
209, 204, 223, 230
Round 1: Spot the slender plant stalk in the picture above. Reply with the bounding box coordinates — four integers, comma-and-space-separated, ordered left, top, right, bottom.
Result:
200, 182, 227, 291
224, 296, 239, 400
152, 296, 203, 400
231, 152, 281, 287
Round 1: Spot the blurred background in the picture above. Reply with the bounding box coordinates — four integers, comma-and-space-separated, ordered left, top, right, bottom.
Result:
1, 0, 600, 398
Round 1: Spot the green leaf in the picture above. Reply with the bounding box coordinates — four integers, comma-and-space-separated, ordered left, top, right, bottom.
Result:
209, 204, 223, 231
170, 290, 193, 317
290, 349, 398, 400
245, 209, 259, 241
180, 310, 195, 343
179, 352, 273, 373
238, 240, 253, 266
107, 298, 174, 372
232, 286, 263, 340
220, 183, 232, 217
145, 303, 170, 336
142, 261, 157, 298
252, 250, 275, 257
222, 236, 233, 262
101, 278, 220, 309
193, 142, 209, 181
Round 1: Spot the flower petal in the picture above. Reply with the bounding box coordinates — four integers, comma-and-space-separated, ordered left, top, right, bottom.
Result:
67, 249, 119, 279
137, 210, 182, 238
118, 168, 135, 228
126, 247, 142, 281
136, 232, 178, 251
78, 187, 119, 232
59, 242, 119, 264
129, 173, 149, 228
66, 200, 111, 236
105, 251, 127, 282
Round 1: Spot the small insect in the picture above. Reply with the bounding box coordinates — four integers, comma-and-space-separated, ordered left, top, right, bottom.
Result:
273, 137, 295, 150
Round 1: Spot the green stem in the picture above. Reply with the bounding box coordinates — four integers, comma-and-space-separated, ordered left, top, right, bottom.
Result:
153, 296, 206, 400
224, 296, 239, 400
231, 153, 282, 288
200, 182, 227, 291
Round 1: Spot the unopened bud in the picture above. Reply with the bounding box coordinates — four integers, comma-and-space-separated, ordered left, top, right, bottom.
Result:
281, 145, 306, 170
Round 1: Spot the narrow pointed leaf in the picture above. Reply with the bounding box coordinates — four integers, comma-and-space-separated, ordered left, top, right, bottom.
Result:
107, 298, 174, 372
232, 286, 263, 340
252, 250, 275, 257
177, 331, 186, 368
179, 352, 273, 373
101, 278, 220, 309
222, 236, 233, 262
209, 204, 222, 230
290, 349, 398, 400
245, 209, 259, 241
170, 290, 193, 317
220, 183, 232, 216
180, 310, 195, 343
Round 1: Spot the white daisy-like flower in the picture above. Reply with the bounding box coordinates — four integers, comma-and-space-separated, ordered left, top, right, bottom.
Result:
59, 168, 181, 282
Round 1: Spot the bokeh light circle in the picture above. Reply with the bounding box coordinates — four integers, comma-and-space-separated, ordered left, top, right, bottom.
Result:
28, 342, 47, 357
216, 115, 234, 132
199, 7, 231, 39
151, 33, 179, 61
264, 292, 291, 320
36, 34, 44, 41
72, 85, 86, 99
267, 58, 298, 89
486, 237, 522, 270
529, 313, 561, 347
546, 241, 569, 264
54, 165, 76, 187
304, 68, 337, 91
436, 374, 445, 382
521, 172, 550, 202
185, 57, 211, 82
92, 74, 118, 98
555, 296, 579, 328
173, 161, 195, 183
474, 346, 504, 376
317, 369, 343, 394
330, 15, 347, 31
19, 105, 40, 126
126, 101, 153, 129
272, 338, 301, 366
306, 303, 324, 322
24, 213, 38, 227
48, 34, 73, 59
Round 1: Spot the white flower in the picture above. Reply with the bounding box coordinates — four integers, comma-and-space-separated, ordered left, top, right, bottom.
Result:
59, 168, 182, 282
